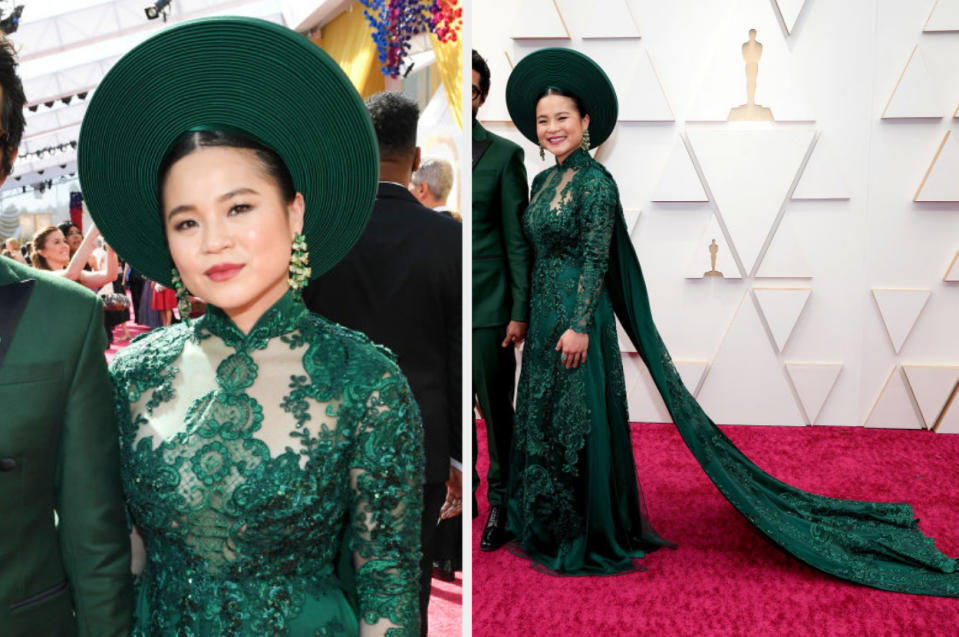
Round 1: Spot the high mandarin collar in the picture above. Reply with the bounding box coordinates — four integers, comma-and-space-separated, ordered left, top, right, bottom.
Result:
198, 290, 307, 348
556, 147, 591, 170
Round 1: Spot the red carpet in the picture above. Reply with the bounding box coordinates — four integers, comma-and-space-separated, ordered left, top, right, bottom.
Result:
473, 419, 959, 636
429, 573, 463, 636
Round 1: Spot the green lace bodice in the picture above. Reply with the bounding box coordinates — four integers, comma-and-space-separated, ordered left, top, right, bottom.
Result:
512, 149, 655, 563
109, 293, 424, 636
523, 148, 617, 335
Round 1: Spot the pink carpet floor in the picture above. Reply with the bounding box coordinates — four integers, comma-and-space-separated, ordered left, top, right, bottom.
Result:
473, 419, 959, 636
429, 573, 463, 636
107, 318, 463, 636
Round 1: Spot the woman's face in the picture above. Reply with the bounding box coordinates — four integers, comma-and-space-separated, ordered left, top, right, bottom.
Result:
63, 224, 83, 253
536, 94, 590, 164
162, 146, 304, 329
38, 229, 70, 268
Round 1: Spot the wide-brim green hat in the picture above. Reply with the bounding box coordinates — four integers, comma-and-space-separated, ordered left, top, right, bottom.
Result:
78, 16, 378, 288
505, 48, 618, 150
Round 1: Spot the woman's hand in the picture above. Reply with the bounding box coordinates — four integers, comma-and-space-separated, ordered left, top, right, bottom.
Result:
555, 329, 588, 369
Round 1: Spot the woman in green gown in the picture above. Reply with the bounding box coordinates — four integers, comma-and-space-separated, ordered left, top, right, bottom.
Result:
78, 18, 423, 635
504, 48, 959, 596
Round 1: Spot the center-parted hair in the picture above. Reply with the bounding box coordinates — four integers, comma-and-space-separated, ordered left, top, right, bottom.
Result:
365, 92, 418, 158
536, 87, 588, 119
156, 129, 297, 213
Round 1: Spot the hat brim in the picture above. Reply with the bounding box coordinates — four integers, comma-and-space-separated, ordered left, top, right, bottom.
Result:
505, 48, 618, 150
78, 17, 378, 288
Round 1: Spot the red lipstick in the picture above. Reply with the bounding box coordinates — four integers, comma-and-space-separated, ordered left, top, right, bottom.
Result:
204, 263, 244, 282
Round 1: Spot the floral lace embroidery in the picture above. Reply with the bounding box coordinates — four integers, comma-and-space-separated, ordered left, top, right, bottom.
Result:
513, 149, 624, 551
110, 293, 424, 635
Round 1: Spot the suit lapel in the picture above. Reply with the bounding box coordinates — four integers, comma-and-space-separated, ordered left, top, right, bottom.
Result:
0, 279, 35, 368
472, 121, 493, 167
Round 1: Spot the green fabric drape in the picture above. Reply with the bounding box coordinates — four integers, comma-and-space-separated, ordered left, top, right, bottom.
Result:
600, 158, 959, 596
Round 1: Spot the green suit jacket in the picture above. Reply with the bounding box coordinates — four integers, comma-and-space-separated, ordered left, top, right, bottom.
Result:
472, 120, 531, 328
0, 258, 131, 637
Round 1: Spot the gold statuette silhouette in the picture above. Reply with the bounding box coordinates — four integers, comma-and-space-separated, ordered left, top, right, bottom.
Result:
729, 29, 774, 121
704, 238, 724, 277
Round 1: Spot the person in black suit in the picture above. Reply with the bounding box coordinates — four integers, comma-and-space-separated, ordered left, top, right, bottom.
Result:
303, 91, 461, 637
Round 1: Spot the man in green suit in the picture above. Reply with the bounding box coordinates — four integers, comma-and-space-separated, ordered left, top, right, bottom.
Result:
472, 50, 531, 551
0, 36, 132, 636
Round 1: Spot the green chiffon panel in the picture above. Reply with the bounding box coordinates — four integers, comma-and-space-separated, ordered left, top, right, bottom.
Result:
600, 165, 959, 596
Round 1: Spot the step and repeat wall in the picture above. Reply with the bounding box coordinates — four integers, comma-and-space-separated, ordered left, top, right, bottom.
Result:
475, 0, 959, 429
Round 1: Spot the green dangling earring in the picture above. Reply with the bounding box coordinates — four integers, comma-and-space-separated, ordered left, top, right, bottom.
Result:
581, 129, 591, 153
539, 145, 546, 160
288, 232, 311, 301
171, 267, 192, 326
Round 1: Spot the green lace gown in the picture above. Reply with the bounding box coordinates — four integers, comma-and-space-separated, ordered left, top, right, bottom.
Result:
109, 293, 424, 635
508, 147, 959, 595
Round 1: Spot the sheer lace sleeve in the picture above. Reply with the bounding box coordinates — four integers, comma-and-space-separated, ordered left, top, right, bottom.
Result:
570, 170, 617, 333
350, 368, 424, 637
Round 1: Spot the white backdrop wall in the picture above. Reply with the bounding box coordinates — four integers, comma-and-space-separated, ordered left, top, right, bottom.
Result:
475, 0, 959, 429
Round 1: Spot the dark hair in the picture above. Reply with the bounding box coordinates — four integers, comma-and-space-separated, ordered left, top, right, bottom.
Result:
31, 225, 61, 270
157, 129, 297, 211
472, 50, 490, 97
365, 92, 418, 158
0, 36, 26, 178
536, 87, 588, 118
58, 220, 79, 236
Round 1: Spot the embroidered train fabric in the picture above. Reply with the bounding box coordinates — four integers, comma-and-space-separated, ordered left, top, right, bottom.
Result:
110, 292, 424, 635
508, 148, 959, 595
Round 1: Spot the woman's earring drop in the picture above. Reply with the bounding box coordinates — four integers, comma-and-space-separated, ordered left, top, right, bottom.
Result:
171, 268, 192, 325
581, 129, 591, 153
288, 232, 311, 301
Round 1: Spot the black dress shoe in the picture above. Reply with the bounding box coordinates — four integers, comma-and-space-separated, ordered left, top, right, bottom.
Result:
480, 505, 509, 552
432, 560, 455, 582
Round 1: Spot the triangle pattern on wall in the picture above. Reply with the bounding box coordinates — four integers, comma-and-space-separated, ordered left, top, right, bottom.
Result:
865, 367, 924, 430
510, 0, 570, 39
581, 0, 641, 39
871, 288, 931, 354
686, 126, 815, 276
651, 137, 709, 202
622, 353, 670, 422
774, 0, 808, 35
684, 213, 743, 279
936, 390, 959, 433
753, 288, 811, 352
697, 295, 805, 426
755, 215, 813, 278
785, 363, 842, 424
902, 365, 959, 428
675, 361, 709, 397
881, 45, 942, 119
623, 208, 642, 235
924, 0, 959, 32
792, 134, 851, 200
945, 250, 959, 281
915, 130, 959, 202
587, 48, 673, 121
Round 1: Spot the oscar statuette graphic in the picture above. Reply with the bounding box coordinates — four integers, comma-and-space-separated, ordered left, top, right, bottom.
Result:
704, 238, 724, 277
729, 29, 774, 121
